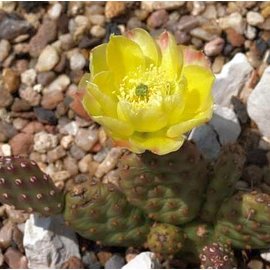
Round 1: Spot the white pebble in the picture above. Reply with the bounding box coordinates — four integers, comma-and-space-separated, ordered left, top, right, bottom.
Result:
69, 53, 86, 71
48, 3, 62, 20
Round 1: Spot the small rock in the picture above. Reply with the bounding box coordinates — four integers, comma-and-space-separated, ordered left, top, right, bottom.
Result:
29, 19, 57, 57
33, 131, 58, 153
2, 68, 20, 93
34, 107, 58, 125
204, 37, 225, 56
247, 259, 263, 269
36, 45, 59, 72
89, 14, 105, 26
9, 132, 33, 155
61, 121, 79, 136
63, 156, 79, 176
212, 56, 225, 74
191, 1, 205, 16
122, 252, 160, 269
0, 121, 18, 140
70, 144, 86, 160
141, 1, 185, 12
23, 214, 80, 269
11, 98, 31, 113
0, 88, 13, 108
95, 148, 123, 178
0, 39, 10, 62
190, 27, 218, 41
0, 249, 3, 267
69, 52, 86, 70
246, 11, 264, 26
212, 53, 253, 107
176, 15, 199, 32
82, 251, 101, 269
5, 205, 29, 224
75, 128, 98, 152
105, 1, 126, 19
45, 74, 70, 94
90, 25, 106, 38
0, 11, 33, 40
54, 53, 67, 73
105, 254, 125, 269
261, 250, 270, 263
97, 251, 113, 267
19, 86, 41, 106
47, 146, 66, 163
78, 154, 92, 173
41, 91, 64, 110
226, 28, 245, 47
61, 256, 84, 269
61, 135, 73, 149
22, 121, 44, 134
48, 3, 62, 20
218, 12, 245, 34
189, 124, 221, 160
59, 33, 75, 51
1, 143, 11, 156
247, 66, 270, 139
4, 247, 28, 269
0, 221, 14, 250
245, 25, 257, 40
147, 9, 169, 28
21, 69, 37, 87
37, 71, 56, 86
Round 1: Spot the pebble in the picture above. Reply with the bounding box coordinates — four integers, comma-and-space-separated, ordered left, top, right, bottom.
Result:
226, 28, 245, 47
82, 251, 101, 269
2, 68, 20, 93
0, 221, 14, 250
78, 154, 92, 173
246, 11, 264, 26
218, 12, 245, 34
247, 259, 263, 269
245, 25, 257, 40
4, 247, 28, 269
176, 15, 199, 32
5, 205, 29, 224
105, 254, 125, 269
75, 128, 98, 152
21, 69, 37, 87
23, 214, 80, 269
261, 250, 270, 263
0, 121, 18, 140
61, 256, 84, 269
189, 124, 221, 160
48, 3, 62, 20
0, 88, 13, 108
69, 52, 86, 70
34, 107, 58, 125
9, 132, 33, 155
33, 131, 58, 153
0, 250, 3, 267
0, 11, 33, 40
29, 19, 58, 57
61, 121, 80, 136
90, 25, 106, 38
63, 156, 79, 176
89, 14, 105, 26
41, 91, 64, 110
147, 9, 169, 29
51, 170, 71, 182
19, 86, 41, 106
141, 1, 185, 12
59, 34, 75, 51
36, 45, 59, 72
47, 146, 66, 163
122, 252, 160, 269
204, 37, 225, 56
70, 144, 86, 160
61, 135, 73, 149
212, 56, 225, 74
212, 53, 253, 107
247, 66, 270, 139
37, 71, 56, 87
0, 39, 10, 62
45, 74, 71, 94
1, 143, 11, 156
22, 121, 44, 134
95, 148, 123, 178
105, 1, 126, 19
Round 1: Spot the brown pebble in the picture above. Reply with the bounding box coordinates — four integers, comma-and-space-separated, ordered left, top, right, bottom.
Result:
105, 1, 126, 19
22, 121, 44, 134
0, 221, 14, 250
147, 9, 169, 28
2, 68, 20, 93
9, 132, 33, 155
4, 247, 28, 269
226, 27, 245, 47
61, 256, 84, 269
97, 251, 113, 266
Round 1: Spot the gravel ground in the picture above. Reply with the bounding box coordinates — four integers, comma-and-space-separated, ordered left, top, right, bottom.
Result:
1, 1, 270, 268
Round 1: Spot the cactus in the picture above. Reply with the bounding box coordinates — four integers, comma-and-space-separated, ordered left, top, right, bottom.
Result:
0, 156, 64, 216
63, 180, 151, 247
200, 144, 246, 223
147, 223, 185, 256
199, 242, 237, 269
118, 141, 208, 225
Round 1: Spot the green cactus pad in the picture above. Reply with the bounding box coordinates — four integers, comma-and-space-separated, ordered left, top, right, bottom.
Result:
199, 242, 237, 269
0, 156, 64, 216
118, 141, 208, 225
147, 223, 185, 256
215, 191, 270, 249
200, 144, 246, 223
63, 180, 151, 247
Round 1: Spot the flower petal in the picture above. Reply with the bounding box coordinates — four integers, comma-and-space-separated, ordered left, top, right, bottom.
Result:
93, 71, 117, 98
167, 110, 213, 138
107, 35, 145, 83
129, 132, 185, 155
181, 65, 215, 114
157, 31, 183, 81
93, 116, 134, 138
90, 44, 108, 79
117, 99, 167, 132
126, 28, 161, 66
82, 91, 102, 116
86, 82, 117, 118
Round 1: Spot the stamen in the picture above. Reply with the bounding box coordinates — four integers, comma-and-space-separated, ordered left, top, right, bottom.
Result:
135, 83, 148, 97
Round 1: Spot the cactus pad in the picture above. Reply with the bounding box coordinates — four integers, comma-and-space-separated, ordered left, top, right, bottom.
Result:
147, 223, 185, 256
0, 156, 64, 216
64, 180, 151, 247
118, 141, 208, 225
199, 242, 237, 269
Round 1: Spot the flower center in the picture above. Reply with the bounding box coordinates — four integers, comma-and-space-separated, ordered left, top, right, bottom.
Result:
135, 83, 148, 97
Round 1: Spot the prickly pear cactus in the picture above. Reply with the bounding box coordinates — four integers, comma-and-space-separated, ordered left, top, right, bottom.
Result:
63, 180, 151, 247
0, 156, 64, 216
200, 144, 246, 223
118, 141, 208, 225
147, 223, 185, 256
215, 191, 270, 249
199, 242, 237, 269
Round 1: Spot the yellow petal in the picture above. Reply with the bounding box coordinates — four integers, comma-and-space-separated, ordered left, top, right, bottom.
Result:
167, 110, 213, 138
126, 28, 161, 66
117, 99, 167, 132
129, 132, 185, 155
181, 65, 215, 114
82, 91, 102, 116
78, 73, 91, 90
86, 82, 117, 118
157, 31, 182, 81
93, 71, 117, 98
90, 44, 108, 79
107, 35, 145, 83
93, 116, 134, 138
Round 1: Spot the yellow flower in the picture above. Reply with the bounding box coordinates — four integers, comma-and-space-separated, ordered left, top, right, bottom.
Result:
80, 28, 215, 155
